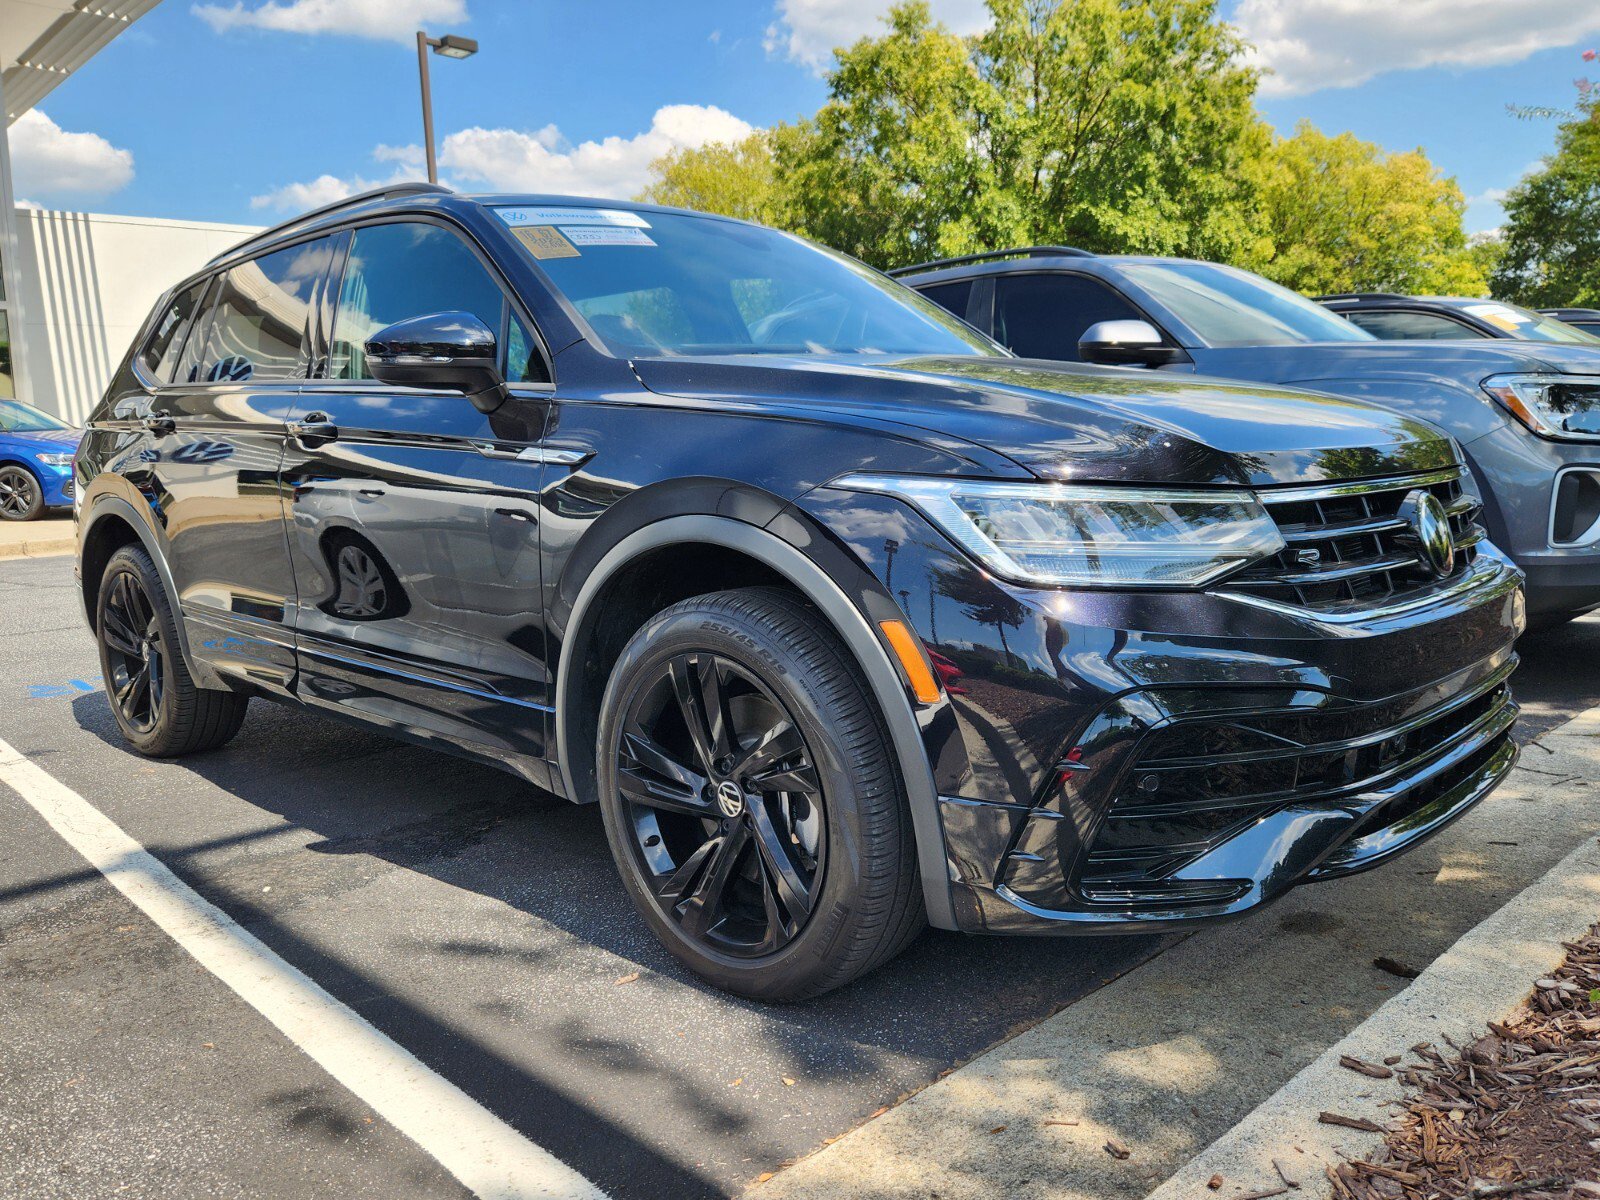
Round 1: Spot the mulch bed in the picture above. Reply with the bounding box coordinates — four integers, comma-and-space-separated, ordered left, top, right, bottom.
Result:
1328, 924, 1600, 1200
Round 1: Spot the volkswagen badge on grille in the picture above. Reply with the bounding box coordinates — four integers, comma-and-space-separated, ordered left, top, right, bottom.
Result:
1398, 490, 1455, 578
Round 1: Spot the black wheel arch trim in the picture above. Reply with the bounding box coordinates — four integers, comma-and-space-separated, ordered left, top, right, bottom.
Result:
78, 493, 227, 690
555, 513, 959, 931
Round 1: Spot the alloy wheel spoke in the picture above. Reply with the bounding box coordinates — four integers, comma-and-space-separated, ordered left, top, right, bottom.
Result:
617, 764, 715, 817
620, 729, 707, 792
729, 720, 802, 781
654, 837, 719, 903
747, 799, 815, 919
677, 824, 749, 940
101, 605, 142, 656
669, 654, 734, 774
747, 752, 820, 797
147, 643, 165, 714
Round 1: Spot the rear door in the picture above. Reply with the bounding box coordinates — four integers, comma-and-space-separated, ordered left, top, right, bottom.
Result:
281, 217, 559, 778
141, 237, 334, 695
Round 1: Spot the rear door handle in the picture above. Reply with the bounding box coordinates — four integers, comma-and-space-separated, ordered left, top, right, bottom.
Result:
494, 507, 535, 523
289, 412, 338, 446
141, 410, 175, 435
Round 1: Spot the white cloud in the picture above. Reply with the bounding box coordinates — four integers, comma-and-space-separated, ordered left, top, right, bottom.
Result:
765, 0, 990, 70
249, 103, 755, 212
8, 111, 134, 201
1235, 0, 1600, 97
193, 0, 466, 42
440, 103, 754, 198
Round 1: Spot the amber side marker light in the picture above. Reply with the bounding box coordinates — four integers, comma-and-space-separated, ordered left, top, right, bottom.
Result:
879, 620, 942, 705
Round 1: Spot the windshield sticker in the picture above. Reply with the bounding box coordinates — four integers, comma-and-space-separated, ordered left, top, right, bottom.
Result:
559, 226, 657, 247
495, 206, 650, 229
512, 225, 580, 260
1466, 303, 1532, 331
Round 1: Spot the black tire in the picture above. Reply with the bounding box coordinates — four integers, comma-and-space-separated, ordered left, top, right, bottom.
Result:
596, 586, 924, 1001
95, 544, 249, 757
0, 464, 44, 521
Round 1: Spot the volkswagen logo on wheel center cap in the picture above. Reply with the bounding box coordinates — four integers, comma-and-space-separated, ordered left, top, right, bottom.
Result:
715, 779, 744, 819
1399, 490, 1455, 579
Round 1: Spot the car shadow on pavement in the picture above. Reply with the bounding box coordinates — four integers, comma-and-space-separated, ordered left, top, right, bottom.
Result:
64, 685, 1169, 1197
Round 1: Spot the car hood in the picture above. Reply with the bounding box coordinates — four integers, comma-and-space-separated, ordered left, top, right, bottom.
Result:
1, 429, 80, 454
1195, 338, 1600, 386
633, 353, 1455, 488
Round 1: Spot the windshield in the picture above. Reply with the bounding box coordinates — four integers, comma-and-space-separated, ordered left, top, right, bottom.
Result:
0, 399, 71, 433
1120, 261, 1375, 347
1457, 301, 1600, 345
494, 206, 1001, 359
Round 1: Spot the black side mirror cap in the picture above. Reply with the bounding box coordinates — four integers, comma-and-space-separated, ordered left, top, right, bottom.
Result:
1078, 319, 1186, 368
365, 311, 510, 413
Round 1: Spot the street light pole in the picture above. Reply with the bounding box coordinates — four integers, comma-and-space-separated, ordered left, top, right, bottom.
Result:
415, 31, 478, 186
415, 31, 436, 184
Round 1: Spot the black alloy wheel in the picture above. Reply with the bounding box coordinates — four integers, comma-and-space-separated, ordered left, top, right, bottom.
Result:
597, 587, 924, 1001
94, 544, 250, 757
101, 568, 167, 734
614, 649, 825, 957
0, 465, 42, 521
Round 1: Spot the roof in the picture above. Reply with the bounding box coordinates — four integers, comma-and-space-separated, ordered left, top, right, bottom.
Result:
205, 184, 765, 268
3, 0, 161, 123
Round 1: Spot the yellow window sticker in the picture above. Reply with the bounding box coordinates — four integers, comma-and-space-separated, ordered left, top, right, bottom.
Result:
512, 225, 580, 260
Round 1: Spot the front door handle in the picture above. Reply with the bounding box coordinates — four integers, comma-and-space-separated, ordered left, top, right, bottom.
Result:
141, 410, 175, 435
289, 412, 338, 446
494, 507, 535, 524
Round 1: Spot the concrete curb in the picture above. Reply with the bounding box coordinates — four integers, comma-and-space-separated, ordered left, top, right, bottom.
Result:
1145, 834, 1600, 1200
0, 537, 73, 560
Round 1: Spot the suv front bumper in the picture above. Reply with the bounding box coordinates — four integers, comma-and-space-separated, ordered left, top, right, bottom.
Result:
797, 488, 1525, 935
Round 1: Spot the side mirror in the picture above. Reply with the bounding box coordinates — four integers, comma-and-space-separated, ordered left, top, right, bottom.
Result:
365, 311, 509, 414
1078, 319, 1184, 368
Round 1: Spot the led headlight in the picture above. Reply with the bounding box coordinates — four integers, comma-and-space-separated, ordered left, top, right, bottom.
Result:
838, 475, 1285, 587
37, 452, 73, 467
1483, 374, 1600, 441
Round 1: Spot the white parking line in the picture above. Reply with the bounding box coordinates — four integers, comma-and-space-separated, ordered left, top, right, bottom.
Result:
0, 736, 607, 1200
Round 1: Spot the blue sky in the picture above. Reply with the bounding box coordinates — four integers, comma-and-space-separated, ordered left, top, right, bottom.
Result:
12, 0, 1600, 234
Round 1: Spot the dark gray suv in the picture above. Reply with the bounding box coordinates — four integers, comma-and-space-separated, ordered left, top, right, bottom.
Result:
900, 249, 1600, 626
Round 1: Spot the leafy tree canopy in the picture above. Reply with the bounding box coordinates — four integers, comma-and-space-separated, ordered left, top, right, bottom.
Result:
1247, 122, 1487, 297
1493, 99, 1600, 307
636, 0, 1479, 295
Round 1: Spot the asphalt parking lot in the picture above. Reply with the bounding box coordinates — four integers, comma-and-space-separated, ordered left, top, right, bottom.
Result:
3, 550, 1598, 1200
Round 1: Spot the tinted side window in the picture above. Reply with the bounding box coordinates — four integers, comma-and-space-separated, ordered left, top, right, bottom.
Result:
917, 280, 974, 322
192, 238, 332, 383
993, 274, 1142, 361
1343, 310, 1481, 341
141, 281, 208, 383
332, 222, 537, 381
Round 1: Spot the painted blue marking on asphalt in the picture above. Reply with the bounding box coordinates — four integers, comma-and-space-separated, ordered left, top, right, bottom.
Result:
26, 678, 102, 699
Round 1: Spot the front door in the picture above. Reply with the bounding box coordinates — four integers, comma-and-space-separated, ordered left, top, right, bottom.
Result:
144, 238, 334, 695
281, 218, 557, 779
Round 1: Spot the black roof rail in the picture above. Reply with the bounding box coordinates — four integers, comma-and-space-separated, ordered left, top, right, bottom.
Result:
887, 246, 1094, 278
208, 181, 453, 265
1314, 292, 1411, 303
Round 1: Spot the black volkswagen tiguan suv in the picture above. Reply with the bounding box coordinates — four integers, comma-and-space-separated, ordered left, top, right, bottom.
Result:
75, 185, 1523, 999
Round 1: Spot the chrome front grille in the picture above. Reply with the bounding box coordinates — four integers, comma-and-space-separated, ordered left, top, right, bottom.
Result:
1225, 469, 1485, 612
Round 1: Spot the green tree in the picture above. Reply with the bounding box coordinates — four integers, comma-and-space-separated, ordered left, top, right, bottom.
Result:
1248, 122, 1486, 296
777, 0, 1266, 269
637, 131, 785, 225
1493, 99, 1600, 307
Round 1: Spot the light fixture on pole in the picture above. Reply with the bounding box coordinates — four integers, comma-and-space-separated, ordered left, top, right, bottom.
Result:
415, 30, 478, 185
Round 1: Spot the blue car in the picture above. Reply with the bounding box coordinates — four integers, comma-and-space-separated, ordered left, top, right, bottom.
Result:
0, 398, 80, 520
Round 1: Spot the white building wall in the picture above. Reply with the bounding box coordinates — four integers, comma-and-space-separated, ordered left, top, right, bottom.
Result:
13, 209, 262, 424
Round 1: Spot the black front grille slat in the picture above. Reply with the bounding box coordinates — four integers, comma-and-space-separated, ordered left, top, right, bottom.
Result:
1227, 473, 1483, 613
